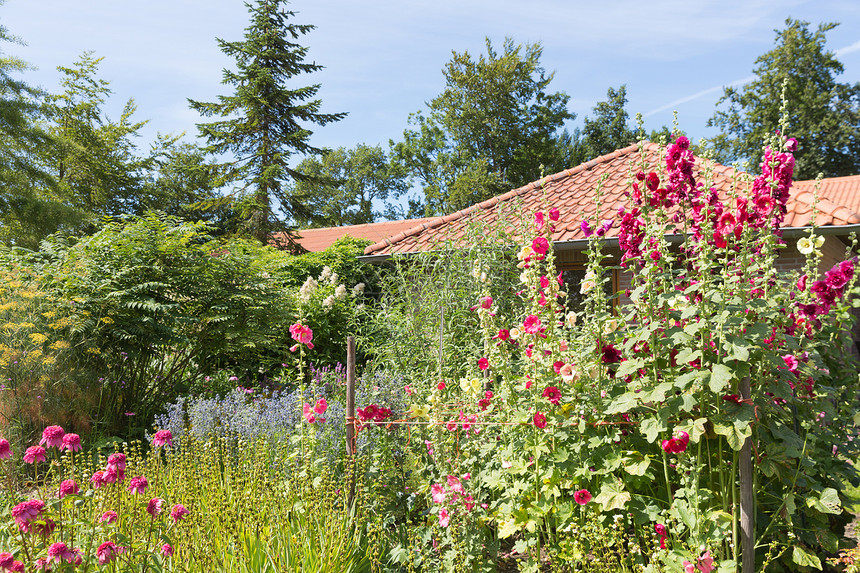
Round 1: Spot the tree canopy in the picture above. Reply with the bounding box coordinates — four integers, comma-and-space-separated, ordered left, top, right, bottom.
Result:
708, 19, 860, 178
189, 0, 346, 245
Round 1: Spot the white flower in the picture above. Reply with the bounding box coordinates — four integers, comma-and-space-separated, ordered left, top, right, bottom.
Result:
335, 285, 347, 299
580, 279, 596, 294
323, 295, 335, 308
320, 266, 332, 281
509, 327, 521, 340
815, 235, 825, 248
480, 271, 488, 283
520, 271, 530, 284
299, 276, 318, 302
517, 246, 533, 261
797, 237, 814, 255
353, 282, 366, 295
565, 312, 578, 328
329, 272, 338, 285
603, 319, 618, 334
559, 363, 578, 382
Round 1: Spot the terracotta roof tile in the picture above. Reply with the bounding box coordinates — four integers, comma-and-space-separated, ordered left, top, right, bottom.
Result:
287, 217, 436, 252
362, 143, 860, 257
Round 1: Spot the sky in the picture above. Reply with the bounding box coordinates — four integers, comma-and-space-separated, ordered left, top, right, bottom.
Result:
1, 0, 859, 163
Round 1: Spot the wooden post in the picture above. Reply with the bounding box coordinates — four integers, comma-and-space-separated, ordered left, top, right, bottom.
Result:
739, 376, 754, 573
346, 336, 356, 508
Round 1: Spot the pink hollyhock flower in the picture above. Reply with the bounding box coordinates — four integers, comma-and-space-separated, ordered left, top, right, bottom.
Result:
58, 479, 79, 498
549, 207, 560, 221
23, 445, 46, 464
542, 386, 561, 405
302, 403, 316, 423
797, 274, 807, 291
573, 489, 592, 505
683, 561, 696, 573
447, 475, 464, 494
532, 236, 549, 258
97, 541, 126, 565
782, 354, 799, 371
493, 329, 510, 341
480, 296, 493, 309
128, 476, 148, 495
581, 220, 593, 237
446, 421, 457, 432
314, 398, 328, 415
523, 314, 542, 334
170, 503, 190, 523
147, 498, 165, 517
534, 211, 545, 230
437, 381, 446, 390
697, 550, 715, 573
785, 138, 798, 153
152, 430, 173, 448
47, 542, 74, 564
99, 511, 118, 524
289, 323, 314, 349
61, 433, 81, 452
0, 553, 13, 569
107, 452, 126, 472
40, 425, 64, 448
661, 431, 690, 454
533, 411, 547, 429
0, 438, 11, 459
431, 483, 446, 503
438, 508, 450, 528
478, 357, 489, 371
654, 523, 667, 537
161, 544, 174, 557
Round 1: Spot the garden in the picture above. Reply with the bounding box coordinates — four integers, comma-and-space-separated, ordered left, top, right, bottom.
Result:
1, 130, 860, 573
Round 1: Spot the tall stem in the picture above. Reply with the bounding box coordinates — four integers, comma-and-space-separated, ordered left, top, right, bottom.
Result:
739, 375, 755, 573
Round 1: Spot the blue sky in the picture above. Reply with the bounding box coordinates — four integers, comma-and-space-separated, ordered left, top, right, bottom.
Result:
2, 0, 859, 160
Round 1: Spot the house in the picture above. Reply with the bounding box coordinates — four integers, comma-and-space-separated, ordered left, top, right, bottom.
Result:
292, 218, 437, 253
357, 142, 860, 311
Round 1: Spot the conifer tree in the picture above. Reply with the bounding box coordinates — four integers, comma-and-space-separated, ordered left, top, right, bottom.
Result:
189, 0, 346, 246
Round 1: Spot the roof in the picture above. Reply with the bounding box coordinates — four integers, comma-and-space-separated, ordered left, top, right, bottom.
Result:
363, 142, 860, 257
290, 218, 437, 252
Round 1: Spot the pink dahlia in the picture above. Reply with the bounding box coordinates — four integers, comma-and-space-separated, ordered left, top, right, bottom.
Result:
152, 429, 173, 448
170, 503, 190, 523
99, 510, 118, 524
58, 479, 80, 498
128, 475, 148, 495
61, 433, 81, 452
39, 425, 64, 448
147, 498, 165, 517
23, 445, 46, 464
0, 438, 11, 459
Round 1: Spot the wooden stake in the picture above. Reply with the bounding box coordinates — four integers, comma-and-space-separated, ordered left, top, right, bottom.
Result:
346, 336, 356, 508
739, 375, 755, 573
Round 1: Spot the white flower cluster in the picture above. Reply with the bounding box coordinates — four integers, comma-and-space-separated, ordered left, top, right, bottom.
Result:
299, 276, 318, 302
797, 235, 825, 255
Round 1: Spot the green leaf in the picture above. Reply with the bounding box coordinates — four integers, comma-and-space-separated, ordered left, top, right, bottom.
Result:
498, 519, 519, 539
792, 546, 822, 569
624, 457, 651, 476
675, 418, 707, 443
605, 392, 638, 415
708, 364, 733, 393
713, 422, 751, 451
640, 417, 666, 443
594, 478, 631, 511
615, 357, 645, 379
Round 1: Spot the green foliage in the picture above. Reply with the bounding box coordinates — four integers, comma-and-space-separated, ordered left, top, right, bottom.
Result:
581, 85, 636, 159
291, 144, 408, 228
189, 0, 347, 244
708, 19, 860, 178
392, 38, 574, 216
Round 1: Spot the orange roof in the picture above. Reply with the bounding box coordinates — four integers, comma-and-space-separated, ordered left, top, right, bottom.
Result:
292, 218, 437, 252
364, 142, 860, 257
789, 175, 860, 227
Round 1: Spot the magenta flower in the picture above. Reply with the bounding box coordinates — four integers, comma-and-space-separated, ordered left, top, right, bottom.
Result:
313, 398, 328, 416
289, 323, 314, 349
61, 433, 81, 452
40, 425, 64, 448
0, 553, 13, 570
549, 207, 560, 222
9, 561, 23, 572
532, 236, 549, 258
58, 479, 80, 498
431, 483, 446, 504
785, 137, 798, 153
523, 314, 542, 334
11, 499, 44, 532
438, 508, 450, 528
104, 467, 124, 484
107, 453, 126, 472
161, 544, 174, 557
0, 438, 11, 459
90, 470, 106, 489
47, 542, 75, 565
147, 498, 165, 517
600, 344, 622, 364
477, 357, 489, 371
170, 503, 190, 523
542, 386, 561, 405
23, 445, 46, 464
128, 476, 148, 495
152, 430, 173, 448
96, 541, 126, 565
533, 411, 547, 429
574, 489, 592, 505
99, 511, 118, 524
661, 430, 690, 454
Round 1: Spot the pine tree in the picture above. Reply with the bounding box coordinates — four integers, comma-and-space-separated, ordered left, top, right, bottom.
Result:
189, 0, 346, 245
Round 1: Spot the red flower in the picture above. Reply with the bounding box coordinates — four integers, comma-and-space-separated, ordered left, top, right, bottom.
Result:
523, 315, 542, 334
573, 489, 592, 505
533, 411, 547, 429
542, 386, 561, 405
478, 357, 489, 371
601, 344, 622, 364
549, 207, 560, 221
661, 430, 690, 453
532, 237, 549, 258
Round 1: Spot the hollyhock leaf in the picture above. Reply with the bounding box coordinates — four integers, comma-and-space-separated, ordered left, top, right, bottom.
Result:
792, 546, 822, 569
605, 392, 638, 415
498, 519, 519, 539
640, 417, 665, 443
623, 456, 651, 476
725, 338, 751, 362
594, 478, 630, 511
707, 364, 733, 393
614, 358, 644, 379
675, 348, 701, 366
713, 423, 745, 451
642, 382, 673, 403
675, 418, 707, 443
817, 529, 840, 554
815, 488, 842, 515
674, 370, 704, 390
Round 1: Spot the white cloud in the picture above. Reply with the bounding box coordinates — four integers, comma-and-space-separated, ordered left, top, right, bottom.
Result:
835, 39, 860, 57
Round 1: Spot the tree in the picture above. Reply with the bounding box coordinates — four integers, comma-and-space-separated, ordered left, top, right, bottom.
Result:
290, 144, 407, 228
392, 38, 574, 216
708, 19, 860, 178
581, 85, 635, 160
189, 0, 346, 245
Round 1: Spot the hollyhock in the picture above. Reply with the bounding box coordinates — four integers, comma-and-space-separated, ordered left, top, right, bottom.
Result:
534, 211, 545, 230
0, 438, 11, 459
431, 484, 446, 504
559, 363, 577, 382
40, 425, 64, 448
785, 137, 798, 152
697, 551, 715, 573
542, 386, 561, 405
97, 542, 126, 565
128, 476, 148, 495
532, 237, 549, 258
533, 411, 547, 429
47, 543, 74, 565
61, 433, 81, 452
170, 504, 190, 523
478, 357, 489, 371
438, 508, 450, 528
581, 220, 593, 237
23, 445, 46, 464
147, 498, 165, 517
437, 381, 446, 390
302, 403, 316, 424
493, 329, 510, 341
797, 274, 807, 291
601, 344, 622, 364
289, 323, 314, 349
99, 511, 118, 524
655, 523, 668, 549
152, 429, 173, 447
574, 489, 592, 505
58, 479, 80, 498
523, 315, 542, 334
162, 544, 174, 558
683, 561, 696, 573
661, 431, 690, 454
314, 398, 328, 415
549, 207, 560, 221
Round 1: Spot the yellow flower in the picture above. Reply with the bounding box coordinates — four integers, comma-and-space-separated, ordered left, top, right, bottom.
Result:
49, 340, 70, 350
101, 316, 114, 324
29, 333, 48, 344
18, 322, 35, 329
42, 356, 56, 366
85, 347, 101, 355
41, 311, 56, 318
797, 236, 814, 255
